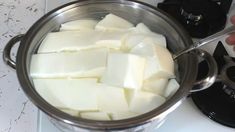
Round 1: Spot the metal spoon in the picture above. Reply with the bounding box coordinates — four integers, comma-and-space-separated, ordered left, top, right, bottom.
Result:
173, 25, 235, 60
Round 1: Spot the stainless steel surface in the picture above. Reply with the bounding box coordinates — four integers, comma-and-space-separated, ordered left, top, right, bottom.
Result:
173, 25, 235, 59
189, 50, 218, 92
3, 34, 24, 69
3, 0, 217, 131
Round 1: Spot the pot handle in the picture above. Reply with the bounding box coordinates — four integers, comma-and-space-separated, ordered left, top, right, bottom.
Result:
190, 49, 218, 92
3, 34, 24, 69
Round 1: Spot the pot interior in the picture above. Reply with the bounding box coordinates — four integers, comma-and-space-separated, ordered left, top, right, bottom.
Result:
17, 0, 198, 130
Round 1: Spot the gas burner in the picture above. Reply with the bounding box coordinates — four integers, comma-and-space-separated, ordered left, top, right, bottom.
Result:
191, 42, 235, 128
158, 0, 232, 38
220, 56, 235, 101
223, 85, 235, 101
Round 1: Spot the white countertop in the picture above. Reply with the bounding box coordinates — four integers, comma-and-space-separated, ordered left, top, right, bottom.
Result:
0, 0, 45, 132
0, 0, 235, 132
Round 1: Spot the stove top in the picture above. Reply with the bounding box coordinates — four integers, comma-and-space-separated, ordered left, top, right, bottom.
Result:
158, 0, 232, 38
191, 42, 235, 128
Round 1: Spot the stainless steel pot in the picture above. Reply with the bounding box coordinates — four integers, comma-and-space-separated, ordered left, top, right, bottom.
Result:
2, 0, 218, 131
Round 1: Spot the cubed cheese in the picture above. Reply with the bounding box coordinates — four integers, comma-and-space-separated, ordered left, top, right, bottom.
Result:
126, 89, 166, 114
143, 78, 168, 96
124, 33, 146, 50
131, 43, 173, 79
95, 14, 134, 31
95, 31, 128, 50
30, 48, 108, 78
130, 41, 157, 57
144, 57, 160, 79
134, 45, 174, 79
97, 84, 129, 112
38, 30, 98, 53
125, 33, 166, 50
60, 19, 98, 31
111, 112, 140, 120
101, 53, 146, 89
164, 79, 180, 98
149, 45, 174, 79
80, 112, 110, 120
144, 33, 166, 48
33, 78, 98, 111
132, 23, 151, 34
38, 30, 124, 53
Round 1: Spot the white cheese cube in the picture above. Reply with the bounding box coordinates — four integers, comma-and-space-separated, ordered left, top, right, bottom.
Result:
111, 112, 140, 120
124, 33, 146, 50
164, 79, 180, 98
95, 31, 128, 50
145, 46, 175, 79
95, 14, 134, 31
33, 79, 67, 108
131, 42, 157, 79
132, 23, 151, 34
144, 57, 160, 79
33, 78, 98, 111
149, 45, 174, 79
126, 90, 166, 114
38, 30, 124, 53
80, 112, 110, 120
101, 53, 146, 89
143, 78, 168, 96
97, 84, 129, 112
38, 30, 98, 53
130, 42, 157, 57
125, 33, 166, 50
60, 19, 98, 31
144, 33, 166, 48
131, 43, 173, 79
30, 48, 108, 78
58, 108, 79, 117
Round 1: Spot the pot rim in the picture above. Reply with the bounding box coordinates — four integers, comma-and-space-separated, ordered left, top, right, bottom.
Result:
16, 0, 197, 130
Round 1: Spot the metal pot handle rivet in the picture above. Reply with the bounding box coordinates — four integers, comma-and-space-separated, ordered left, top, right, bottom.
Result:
3, 34, 24, 69
190, 49, 218, 92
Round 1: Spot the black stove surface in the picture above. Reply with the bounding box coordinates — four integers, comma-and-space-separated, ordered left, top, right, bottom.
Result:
158, 0, 232, 38
191, 42, 235, 128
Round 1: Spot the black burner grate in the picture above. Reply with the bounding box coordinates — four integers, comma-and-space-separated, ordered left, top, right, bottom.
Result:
191, 42, 235, 128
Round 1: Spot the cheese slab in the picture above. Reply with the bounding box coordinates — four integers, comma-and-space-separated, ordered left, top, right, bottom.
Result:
125, 33, 166, 50
80, 112, 110, 120
132, 23, 151, 34
164, 79, 180, 98
30, 48, 108, 78
126, 90, 166, 114
145, 33, 166, 48
101, 53, 146, 89
38, 30, 98, 53
143, 78, 168, 96
95, 31, 128, 50
33, 78, 98, 111
130, 41, 157, 57
38, 30, 124, 53
149, 45, 174, 79
97, 84, 129, 112
131, 42, 173, 79
124, 33, 147, 50
60, 19, 98, 31
132, 44, 174, 79
95, 14, 134, 31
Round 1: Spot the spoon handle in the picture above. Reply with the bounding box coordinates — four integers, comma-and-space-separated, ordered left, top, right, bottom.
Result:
173, 25, 235, 60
